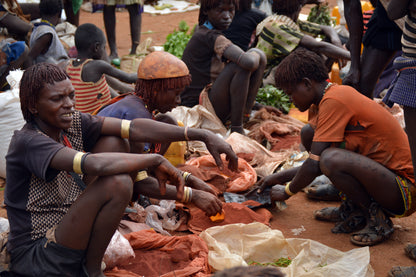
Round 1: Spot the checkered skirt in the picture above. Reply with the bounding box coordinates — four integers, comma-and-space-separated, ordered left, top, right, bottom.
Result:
383, 55, 416, 108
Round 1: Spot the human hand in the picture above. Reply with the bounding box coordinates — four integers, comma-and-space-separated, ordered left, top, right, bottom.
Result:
255, 174, 281, 193
270, 184, 290, 202
191, 189, 223, 217
186, 174, 218, 196
151, 156, 184, 200
204, 132, 239, 172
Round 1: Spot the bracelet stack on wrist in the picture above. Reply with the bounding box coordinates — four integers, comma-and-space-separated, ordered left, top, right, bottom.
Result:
181, 186, 193, 203
182, 171, 192, 185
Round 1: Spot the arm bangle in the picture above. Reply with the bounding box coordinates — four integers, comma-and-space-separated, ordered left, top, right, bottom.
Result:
182, 171, 192, 185
285, 183, 296, 196
181, 186, 192, 203
135, 170, 148, 182
309, 153, 320, 161
184, 126, 189, 141
121, 119, 131, 139
73, 152, 86, 174
80, 152, 89, 174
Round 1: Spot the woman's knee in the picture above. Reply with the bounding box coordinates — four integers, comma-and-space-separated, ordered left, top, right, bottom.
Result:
101, 174, 133, 202
91, 135, 130, 153
155, 114, 177, 125
248, 48, 266, 65
300, 124, 314, 152
320, 148, 344, 176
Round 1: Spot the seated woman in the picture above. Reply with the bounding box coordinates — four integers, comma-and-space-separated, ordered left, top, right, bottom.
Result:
5, 63, 237, 276
181, 0, 267, 134
97, 51, 226, 214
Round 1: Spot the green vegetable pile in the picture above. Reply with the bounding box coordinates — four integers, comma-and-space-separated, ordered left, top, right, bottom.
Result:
163, 20, 195, 58
256, 85, 291, 113
248, 257, 292, 267
307, 3, 335, 26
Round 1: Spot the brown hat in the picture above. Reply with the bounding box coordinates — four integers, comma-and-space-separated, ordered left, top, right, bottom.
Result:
137, 51, 189, 80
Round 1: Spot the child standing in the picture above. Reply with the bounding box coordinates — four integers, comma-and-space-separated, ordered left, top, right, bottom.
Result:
27, 0, 68, 65
181, 0, 267, 134
67, 23, 136, 114
257, 48, 415, 247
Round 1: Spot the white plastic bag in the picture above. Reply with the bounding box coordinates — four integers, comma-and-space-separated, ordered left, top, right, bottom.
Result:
0, 70, 25, 178
200, 222, 374, 277
145, 200, 186, 236
103, 229, 135, 270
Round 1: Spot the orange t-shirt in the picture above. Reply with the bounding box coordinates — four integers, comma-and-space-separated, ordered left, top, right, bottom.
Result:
313, 85, 414, 183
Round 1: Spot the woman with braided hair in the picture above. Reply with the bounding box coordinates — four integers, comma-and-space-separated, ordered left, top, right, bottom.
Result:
97, 51, 229, 216
5, 62, 237, 276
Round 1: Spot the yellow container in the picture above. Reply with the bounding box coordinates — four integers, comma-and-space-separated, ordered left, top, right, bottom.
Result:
332, 6, 341, 25
330, 63, 343, 85
163, 121, 186, 166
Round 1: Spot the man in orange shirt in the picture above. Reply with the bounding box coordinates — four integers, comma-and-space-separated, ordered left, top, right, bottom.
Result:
257, 48, 415, 247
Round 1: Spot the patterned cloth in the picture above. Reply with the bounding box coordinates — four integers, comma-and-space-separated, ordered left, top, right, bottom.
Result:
383, 55, 416, 108
67, 59, 112, 114
255, 14, 321, 67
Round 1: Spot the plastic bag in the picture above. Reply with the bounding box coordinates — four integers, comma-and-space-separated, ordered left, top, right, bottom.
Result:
199, 222, 374, 277
145, 200, 186, 236
0, 218, 9, 233
225, 132, 293, 178
103, 229, 135, 270
0, 70, 25, 178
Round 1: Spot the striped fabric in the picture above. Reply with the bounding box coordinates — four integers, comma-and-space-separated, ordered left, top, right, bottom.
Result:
363, 9, 374, 35
256, 14, 321, 67
402, 14, 416, 58
66, 59, 112, 114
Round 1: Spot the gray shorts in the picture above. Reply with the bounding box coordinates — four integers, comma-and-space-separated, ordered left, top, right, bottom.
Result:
9, 227, 87, 277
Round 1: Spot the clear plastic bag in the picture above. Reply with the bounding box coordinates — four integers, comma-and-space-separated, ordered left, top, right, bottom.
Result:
145, 200, 186, 236
103, 229, 135, 270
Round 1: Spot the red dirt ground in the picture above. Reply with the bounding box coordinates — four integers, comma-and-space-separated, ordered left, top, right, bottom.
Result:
1, 1, 415, 276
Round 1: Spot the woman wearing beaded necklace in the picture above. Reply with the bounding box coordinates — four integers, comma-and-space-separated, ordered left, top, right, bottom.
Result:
256, 48, 416, 247
5, 63, 237, 276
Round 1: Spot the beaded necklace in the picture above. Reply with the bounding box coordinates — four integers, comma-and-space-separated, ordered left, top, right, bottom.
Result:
324, 82, 334, 94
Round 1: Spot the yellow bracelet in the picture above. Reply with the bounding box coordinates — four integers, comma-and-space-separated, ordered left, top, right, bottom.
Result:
121, 119, 131, 139
181, 186, 192, 203
135, 170, 148, 182
182, 171, 191, 184
285, 183, 296, 196
73, 152, 85, 174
